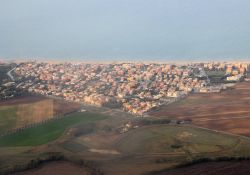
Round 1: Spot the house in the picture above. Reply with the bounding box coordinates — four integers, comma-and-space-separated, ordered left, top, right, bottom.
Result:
200, 87, 209, 93
227, 74, 243, 81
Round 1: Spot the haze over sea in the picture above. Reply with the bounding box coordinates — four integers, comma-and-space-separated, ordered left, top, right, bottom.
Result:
0, 0, 250, 62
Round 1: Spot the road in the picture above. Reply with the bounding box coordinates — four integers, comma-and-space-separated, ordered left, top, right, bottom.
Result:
6, 67, 16, 81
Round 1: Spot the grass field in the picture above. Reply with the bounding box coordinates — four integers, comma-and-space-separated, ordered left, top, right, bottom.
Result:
1, 116, 250, 175
0, 106, 17, 133
95, 124, 250, 175
151, 82, 250, 136
0, 96, 81, 134
206, 70, 226, 84
0, 112, 108, 146
1, 92, 250, 175
115, 125, 239, 155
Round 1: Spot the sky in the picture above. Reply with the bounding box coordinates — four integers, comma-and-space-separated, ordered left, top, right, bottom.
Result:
0, 0, 250, 62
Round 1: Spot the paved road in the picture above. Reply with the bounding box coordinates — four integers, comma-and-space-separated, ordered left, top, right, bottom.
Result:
6, 67, 16, 81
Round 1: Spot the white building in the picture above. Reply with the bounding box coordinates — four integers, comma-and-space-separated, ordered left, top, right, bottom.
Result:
227, 74, 243, 81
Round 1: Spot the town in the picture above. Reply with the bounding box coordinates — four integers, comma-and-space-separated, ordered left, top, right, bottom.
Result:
1, 61, 250, 115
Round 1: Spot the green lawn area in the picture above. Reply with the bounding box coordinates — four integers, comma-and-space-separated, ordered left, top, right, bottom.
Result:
206, 70, 226, 77
0, 112, 108, 147
206, 70, 226, 83
0, 106, 17, 134
116, 125, 240, 155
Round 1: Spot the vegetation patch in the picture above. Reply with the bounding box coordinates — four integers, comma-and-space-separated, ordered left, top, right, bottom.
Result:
0, 106, 17, 133
61, 141, 87, 153
0, 96, 81, 134
0, 112, 108, 147
116, 125, 239, 154
206, 70, 226, 84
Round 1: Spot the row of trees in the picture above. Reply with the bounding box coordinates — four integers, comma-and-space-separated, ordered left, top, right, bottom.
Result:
0, 152, 104, 175
176, 156, 250, 168
138, 118, 192, 126
1, 153, 64, 175
149, 156, 250, 175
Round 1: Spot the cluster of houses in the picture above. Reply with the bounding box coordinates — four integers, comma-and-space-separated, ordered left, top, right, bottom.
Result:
13, 62, 212, 115
203, 62, 249, 81
9, 61, 250, 115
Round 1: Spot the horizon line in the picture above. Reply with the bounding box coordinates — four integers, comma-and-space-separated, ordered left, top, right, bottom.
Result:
1, 57, 250, 64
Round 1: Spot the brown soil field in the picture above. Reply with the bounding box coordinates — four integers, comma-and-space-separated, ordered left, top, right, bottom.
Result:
11, 161, 89, 175
0, 96, 45, 106
151, 161, 250, 175
0, 95, 81, 116
15, 99, 54, 128
150, 82, 250, 136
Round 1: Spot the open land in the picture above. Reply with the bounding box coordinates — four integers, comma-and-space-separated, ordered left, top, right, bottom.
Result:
0, 112, 108, 146
1, 114, 250, 175
150, 82, 250, 136
1, 82, 250, 174
0, 96, 81, 134
150, 160, 250, 175
11, 161, 89, 175
1, 92, 250, 174
1, 86, 250, 174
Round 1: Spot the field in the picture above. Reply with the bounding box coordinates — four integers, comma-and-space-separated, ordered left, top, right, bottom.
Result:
0, 96, 81, 134
0, 112, 108, 146
151, 160, 250, 175
97, 125, 250, 175
115, 125, 238, 154
151, 82, 250, 136
50, 123, 250, 175
206, 70, 226, 84
12, 160, 250, 175
1, 92, 250, 175
1, 118, 250, 175
13, 161, 89, 175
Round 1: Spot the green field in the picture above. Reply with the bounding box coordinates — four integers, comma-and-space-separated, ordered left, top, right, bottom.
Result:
0, 96, 82, 134
0, 99, 55, 134
206, 70, 226, 84
0, 112, 108, 147
1, 96, 250, 175
116, 125, 242, 155
0, 106, 18, 133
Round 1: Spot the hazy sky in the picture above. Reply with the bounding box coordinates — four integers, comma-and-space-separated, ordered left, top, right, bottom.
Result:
0, 0, 250, 61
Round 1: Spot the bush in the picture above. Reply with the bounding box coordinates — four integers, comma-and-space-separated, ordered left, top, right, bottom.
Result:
139, 119, 171, 125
